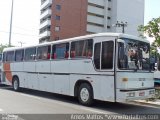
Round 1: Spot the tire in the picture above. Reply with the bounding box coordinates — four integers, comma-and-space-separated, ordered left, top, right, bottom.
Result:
78, 83, 93, 106
12, 77, 20, 91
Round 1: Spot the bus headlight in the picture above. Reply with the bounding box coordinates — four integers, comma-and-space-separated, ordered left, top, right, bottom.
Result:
127, 92, 135, 97
122, 78, 128, 82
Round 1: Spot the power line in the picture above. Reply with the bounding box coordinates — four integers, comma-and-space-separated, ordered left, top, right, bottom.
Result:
0, 30, 40, 37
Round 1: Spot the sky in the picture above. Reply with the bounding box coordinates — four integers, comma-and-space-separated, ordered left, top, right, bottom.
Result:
0, 0, 160, 47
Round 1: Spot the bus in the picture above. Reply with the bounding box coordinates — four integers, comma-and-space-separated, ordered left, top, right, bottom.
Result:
0, 33, 155, 105
0, 53, 2, 82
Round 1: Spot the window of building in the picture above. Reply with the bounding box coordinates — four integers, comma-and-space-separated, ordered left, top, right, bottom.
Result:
107, 16, 111, 19
24, 47, 36, 61
37, 45, 51, 60
108, 7, 111, 11
55, 37, 60, 40
52, 43, 69, 59
15, 49, 24, 62
6, 51, 14, 62
56, 5, 61, 11
108, 0, 111, 2
55, 26, 60, 31
55, 15, 60, 20
71, 39, 93, 58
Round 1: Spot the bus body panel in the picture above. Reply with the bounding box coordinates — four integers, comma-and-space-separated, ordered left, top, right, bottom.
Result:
51, 60, 70, 95
116, 88, 155, 102
116, 72, 154, 102
69, 74, 115, 102
36, 61, 51, 73
117, 72, 154, 89
38, 74, 53, 92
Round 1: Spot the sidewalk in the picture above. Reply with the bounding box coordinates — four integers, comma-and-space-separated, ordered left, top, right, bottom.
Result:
133, 99, 160, 107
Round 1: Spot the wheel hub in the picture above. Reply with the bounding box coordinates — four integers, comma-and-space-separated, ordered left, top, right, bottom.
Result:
80, 88, 89, 102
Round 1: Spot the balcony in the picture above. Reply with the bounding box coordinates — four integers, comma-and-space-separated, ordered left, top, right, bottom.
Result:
40, 9, 51, 20
39, 30, 51, 39
40, 19, 51, 29
41, 0, 52, 11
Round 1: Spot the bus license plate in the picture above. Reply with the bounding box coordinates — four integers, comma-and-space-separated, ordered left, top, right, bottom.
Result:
139, 91, 145, 96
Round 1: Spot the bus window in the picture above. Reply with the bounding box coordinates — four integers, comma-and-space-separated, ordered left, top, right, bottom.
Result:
102, 41, 114, 69
94, 43, 101, 69
15, 49, 24, 62
6, 51, 14, 62
71, 39, 93, 58
24, 47, 36, 61
52, 43, 69, 59
0, 54, 2, 61
2, 52, 6, 62
37, 45, 51, 60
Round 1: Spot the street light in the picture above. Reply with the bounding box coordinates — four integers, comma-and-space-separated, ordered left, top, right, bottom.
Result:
9, 0, 14, 46
114, 21, 127, 33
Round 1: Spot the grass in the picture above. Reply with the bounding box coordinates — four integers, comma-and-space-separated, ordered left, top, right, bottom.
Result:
146, 88, 160, 101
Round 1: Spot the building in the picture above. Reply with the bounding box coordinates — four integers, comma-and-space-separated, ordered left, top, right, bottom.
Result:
39, 0, 144, 43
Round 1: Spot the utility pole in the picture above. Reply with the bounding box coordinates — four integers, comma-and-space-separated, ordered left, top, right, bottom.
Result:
18, 41, 25, 47
114, 21, 127, 33
9, 0, 14, 46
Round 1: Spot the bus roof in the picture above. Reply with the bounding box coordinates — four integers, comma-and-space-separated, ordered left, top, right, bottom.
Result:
3, 33, 149, 52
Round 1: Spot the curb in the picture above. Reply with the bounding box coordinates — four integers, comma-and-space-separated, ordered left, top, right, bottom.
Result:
132, 100, 160, 107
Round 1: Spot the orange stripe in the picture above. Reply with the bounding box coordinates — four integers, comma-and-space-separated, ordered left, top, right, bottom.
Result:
3, 63, 13, 83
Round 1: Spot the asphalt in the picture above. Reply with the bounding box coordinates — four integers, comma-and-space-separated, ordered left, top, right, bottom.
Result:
133, 99, 160, 107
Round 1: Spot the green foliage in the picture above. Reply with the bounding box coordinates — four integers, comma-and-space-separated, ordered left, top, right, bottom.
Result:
0, 44, 10, 53
138, 17, 160, 46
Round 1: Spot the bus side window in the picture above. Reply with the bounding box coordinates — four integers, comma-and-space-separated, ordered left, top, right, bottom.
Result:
37, 45, 51, 60
94, 43, 101, 69
24, 47, 36, 61
52, 43, 69, 59
52, 45, 56, 59
102, 41, 114, 69
71, 42, 75, 58
15, 49, 24, 62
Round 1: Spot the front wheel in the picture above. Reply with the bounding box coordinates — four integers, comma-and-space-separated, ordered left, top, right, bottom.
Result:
12, 77, 20, 91
78, 83, 93, 106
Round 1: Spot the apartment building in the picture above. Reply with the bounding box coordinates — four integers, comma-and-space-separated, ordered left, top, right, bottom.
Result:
39, 0, 144, 43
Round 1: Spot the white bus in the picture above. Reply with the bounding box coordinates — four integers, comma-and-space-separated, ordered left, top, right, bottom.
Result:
0, 53, 2, 82
0, 33, 155, 105
154, 61, 160, 86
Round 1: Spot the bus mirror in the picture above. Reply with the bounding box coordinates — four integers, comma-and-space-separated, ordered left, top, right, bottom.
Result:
117, 39, 125, 44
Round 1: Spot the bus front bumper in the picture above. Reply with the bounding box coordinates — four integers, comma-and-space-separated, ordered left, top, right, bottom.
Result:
116, 88, 155, 102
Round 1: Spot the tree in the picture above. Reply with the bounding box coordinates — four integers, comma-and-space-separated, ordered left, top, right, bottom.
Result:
138, 17, 160, 46
0, 44, 10, 53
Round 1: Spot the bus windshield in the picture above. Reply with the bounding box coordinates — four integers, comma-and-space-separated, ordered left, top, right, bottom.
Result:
118, 38, 150, 71
0, 53, 2, 61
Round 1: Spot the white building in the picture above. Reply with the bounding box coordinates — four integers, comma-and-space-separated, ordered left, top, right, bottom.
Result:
39, 0, 145, 42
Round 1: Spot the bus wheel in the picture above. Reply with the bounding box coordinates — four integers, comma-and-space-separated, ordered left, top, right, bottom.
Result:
12, 77, 20, 91
78, 83, 93, 106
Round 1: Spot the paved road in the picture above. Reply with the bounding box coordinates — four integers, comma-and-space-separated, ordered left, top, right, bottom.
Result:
0, 85, 160, 119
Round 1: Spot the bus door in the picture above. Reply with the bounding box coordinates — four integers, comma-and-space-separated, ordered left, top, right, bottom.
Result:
51, 43, 70, 95
93, 37, 115, 101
